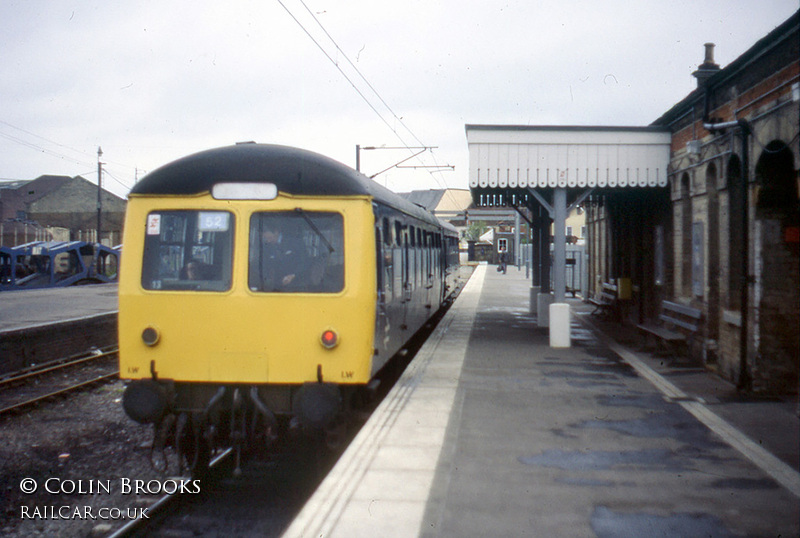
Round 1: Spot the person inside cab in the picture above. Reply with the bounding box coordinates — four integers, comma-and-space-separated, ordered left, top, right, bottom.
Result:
251, 219, 308, 292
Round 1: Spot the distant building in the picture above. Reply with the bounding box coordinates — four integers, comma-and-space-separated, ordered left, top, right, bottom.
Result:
398, 188, 473, 224
400, 187, 586, 265
0, 175, 126, 246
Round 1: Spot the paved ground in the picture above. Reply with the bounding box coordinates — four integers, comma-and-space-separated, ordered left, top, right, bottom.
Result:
285, 264, 799, 537
0, 283, 118, 332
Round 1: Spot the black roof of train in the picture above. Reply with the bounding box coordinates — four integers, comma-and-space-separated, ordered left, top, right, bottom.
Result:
131, 144, 447, 228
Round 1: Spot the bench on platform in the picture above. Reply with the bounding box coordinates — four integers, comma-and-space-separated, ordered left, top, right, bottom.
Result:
587, 282, 618, 317
637, 300, 703, 358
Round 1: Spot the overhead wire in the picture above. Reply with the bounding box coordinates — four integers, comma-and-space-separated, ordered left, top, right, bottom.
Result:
0, 119, 135, 194
296, 0, 422, 149
299, 1, 461, 208
0, 119, 93, 163
278, 0, 456, 198
102, 168, 134, 192
275, 0, 414, 148
0, 130, 92, 168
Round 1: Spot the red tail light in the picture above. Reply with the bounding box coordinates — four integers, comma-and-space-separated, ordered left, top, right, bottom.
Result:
320, 329, 338, 349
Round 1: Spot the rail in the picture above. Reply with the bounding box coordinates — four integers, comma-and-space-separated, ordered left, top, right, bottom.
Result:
106, 448, 233, 538
0, 347, 119, 416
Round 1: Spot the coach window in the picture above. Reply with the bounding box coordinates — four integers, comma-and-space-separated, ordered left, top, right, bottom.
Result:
141, 211, 234, 291
249, 211, 344, 293
383, 218, 391, 245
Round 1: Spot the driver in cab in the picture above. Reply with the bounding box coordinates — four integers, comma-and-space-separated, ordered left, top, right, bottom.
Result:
255, 221, 307, 291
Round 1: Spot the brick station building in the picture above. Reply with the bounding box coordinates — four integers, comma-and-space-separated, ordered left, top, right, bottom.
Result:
470, 10, 798, 394
585, 11, 799, 394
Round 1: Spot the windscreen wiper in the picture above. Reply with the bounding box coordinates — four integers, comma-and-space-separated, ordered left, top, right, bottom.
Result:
294, 208, 335, 253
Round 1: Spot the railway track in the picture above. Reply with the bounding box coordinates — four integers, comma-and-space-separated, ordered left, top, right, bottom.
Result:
107, 436, 344, 537
0, 346, 119, 415
107, 448, 234, 538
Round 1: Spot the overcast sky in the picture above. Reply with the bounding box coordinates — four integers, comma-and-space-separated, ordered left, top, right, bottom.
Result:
1, 1, 797, 197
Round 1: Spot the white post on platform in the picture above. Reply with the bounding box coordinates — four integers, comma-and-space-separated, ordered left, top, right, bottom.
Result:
550, 303, 571, 348
530, 286, 540, 315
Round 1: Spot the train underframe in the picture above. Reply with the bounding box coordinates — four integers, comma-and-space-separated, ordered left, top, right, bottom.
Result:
123, 379, 379, 477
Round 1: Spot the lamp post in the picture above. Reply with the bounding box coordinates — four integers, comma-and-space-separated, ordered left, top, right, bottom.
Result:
96, 146, 103, 245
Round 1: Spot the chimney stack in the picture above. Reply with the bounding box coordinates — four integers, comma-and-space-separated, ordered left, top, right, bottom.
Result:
693, 42, 721, 87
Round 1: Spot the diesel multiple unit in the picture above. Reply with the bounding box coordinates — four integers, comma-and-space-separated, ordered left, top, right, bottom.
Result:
118, 143, 460, 474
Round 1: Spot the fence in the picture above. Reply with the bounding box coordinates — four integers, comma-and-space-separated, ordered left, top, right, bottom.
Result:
518, 244, 588, 299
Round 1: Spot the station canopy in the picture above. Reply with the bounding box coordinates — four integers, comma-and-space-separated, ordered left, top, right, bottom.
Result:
466, 124, 672, 307
466, 125, 671, 206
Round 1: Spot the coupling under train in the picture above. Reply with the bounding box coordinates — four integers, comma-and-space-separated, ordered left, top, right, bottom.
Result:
118, 143, 461, 474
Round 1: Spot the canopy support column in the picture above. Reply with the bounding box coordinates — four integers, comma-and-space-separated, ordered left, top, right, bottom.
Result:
553, 187, 567, 303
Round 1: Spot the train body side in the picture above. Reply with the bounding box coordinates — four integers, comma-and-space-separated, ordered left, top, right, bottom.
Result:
370, 203, 455, 374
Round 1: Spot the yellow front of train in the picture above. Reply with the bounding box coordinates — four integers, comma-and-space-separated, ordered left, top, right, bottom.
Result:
119, 195, 375, 383
118, 146, 380, 464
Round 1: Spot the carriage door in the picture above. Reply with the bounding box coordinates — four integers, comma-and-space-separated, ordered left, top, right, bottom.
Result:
403, 225, 411, 303
374, 213, 389, 354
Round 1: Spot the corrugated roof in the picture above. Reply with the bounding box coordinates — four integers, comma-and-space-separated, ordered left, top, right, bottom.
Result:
467, 127, 671, 189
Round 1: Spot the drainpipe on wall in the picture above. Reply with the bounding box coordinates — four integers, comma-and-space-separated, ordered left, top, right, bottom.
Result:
695, 43, 752, 390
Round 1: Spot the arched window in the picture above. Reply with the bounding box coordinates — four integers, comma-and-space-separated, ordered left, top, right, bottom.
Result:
727, 155, 743, 310
383, 218, 391, 245
756, 141, 798, 222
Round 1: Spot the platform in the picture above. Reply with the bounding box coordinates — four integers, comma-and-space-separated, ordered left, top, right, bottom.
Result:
283, 264, 799, 537
0, 283, 117, 332
0, 284, 118, 372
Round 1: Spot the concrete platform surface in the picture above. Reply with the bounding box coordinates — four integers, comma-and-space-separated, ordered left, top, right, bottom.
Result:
0, 283, 118, 333
283, 264, 799, 538
0, 284, 118, 371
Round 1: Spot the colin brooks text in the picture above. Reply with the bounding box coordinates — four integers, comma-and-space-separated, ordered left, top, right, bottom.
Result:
23, 478, 201, 495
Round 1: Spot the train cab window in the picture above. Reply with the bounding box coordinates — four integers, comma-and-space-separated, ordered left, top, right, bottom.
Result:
249, 211, 344, 293
141, 211, 234, 291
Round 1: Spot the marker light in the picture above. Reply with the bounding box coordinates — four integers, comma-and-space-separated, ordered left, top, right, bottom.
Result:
320, 329, 339, 349
212, 182, 277, 200
142, 327, 160, 347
